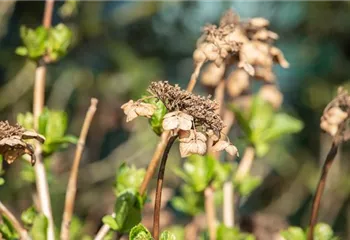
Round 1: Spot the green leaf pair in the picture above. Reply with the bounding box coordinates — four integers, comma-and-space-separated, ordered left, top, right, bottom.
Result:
129, 224, 176, 240
231, 96, 303, 157
17, 108, 78, 156
115, 163, 146, 195
143, 97, 167, 136
16, 24, 72, 62
217, 224, 255, 240
280, 223, 339, 240
234, 174, 262, 197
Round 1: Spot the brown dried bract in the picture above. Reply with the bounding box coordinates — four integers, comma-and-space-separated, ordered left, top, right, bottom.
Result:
179, 130, 207, 157
320, 88, 350, 142
148, 81, 224, 137
121, 100, 157, 122
0, 121, 45, 166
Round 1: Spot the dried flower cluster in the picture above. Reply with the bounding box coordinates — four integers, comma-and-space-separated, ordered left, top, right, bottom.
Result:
198, 9, 289, 110
121, 81, 238, 158
320, 88, 350, 142
0, 121, 45, 165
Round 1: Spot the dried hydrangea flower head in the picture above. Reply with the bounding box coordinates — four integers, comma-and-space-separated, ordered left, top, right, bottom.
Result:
148, 81, 224, 137
0, 121, 45, 166
320, 87, 350, 142
194, 9, 242, 67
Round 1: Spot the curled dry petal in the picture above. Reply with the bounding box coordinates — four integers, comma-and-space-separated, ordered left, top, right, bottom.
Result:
163, 111, 193, 131
270, 47, 289, 68
212, 140, 239, 157
227, 69, 250, 97
258, 85, 283, 109
0, 121, 44, 166
179, 130, 207, 157
121, 100, 156, 122
320, 120, 338, 137
325, 107, 348, 125
249, 18, 270, 28
201, 63, 226, 87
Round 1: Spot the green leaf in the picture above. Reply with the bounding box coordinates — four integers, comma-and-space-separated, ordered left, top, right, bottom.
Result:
160, 230, 176, 240
261, 113, 304, 143
175, 155, 216, 192
129, 224, 153, 240
21, 206, 37, 226
148, 100, 167, 136
0, 216, 18, 239
115, 163, 146, 195
212, 161, 234, 189
234, 175, 262, 197
0, 177, 4, 185
17, 112, 34, 130
254, 142, 269, 158
45, 110, 68, 141
19, 25, 48, 60
15, 46, 28, 56
217, 224, 255, 240
70, 216, 85, 240
30, 214, 48, 240
114, 190, 143, 233
170, 184, 204, 216
314, 223, 336, 240
102, 215, 118, 231
163, 226, 184, 240
47, 24, 72, 61
280, 226, 306, 240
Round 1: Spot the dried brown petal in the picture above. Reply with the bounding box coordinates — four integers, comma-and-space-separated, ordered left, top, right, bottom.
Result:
252, 29, 279, 41
201, 63, 226, 87
163, 111, 193, 131
320, 120, 338, 137
249, 18, 270, 28
212, 140, 238, 156
121, 100, 156, 122
270, 47, 289, 68
179, 130, 207, 157
193, 48, 207, 64
227, 69, 250, 97
0, 121, 44, 166
258, 85, 283, 109
324, 107, 348, 125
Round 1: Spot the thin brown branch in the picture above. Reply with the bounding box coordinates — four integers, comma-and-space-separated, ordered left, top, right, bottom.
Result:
139, 130, 171, 195
61, 98, 98, 240
204, 186, 216, 240
186, 62, 204, 92
152, 135, 177, 240
235, 146, 255, 182
307, 142, 338, 240
0, 201, 31, 240
32, 1, 55, 240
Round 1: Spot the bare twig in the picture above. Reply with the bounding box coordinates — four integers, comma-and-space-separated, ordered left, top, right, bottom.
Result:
32, 1, 55, 239
94, 223, 111, 240
61, 98, 98, 240
0, 201, 31, 240
307, 142, 338, 240
186, 62, 204, 92
139, 131, 171, 195
235, 146, 255, 182
152, 135, 177, 240
204, 187, 216, 240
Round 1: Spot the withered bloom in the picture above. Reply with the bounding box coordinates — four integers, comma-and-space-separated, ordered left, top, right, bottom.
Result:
0, 121, 45, 166
148, 81, 224, 138
320, 88, 350, 142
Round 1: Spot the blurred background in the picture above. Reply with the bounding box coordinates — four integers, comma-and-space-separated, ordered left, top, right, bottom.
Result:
1, 1, 350, 239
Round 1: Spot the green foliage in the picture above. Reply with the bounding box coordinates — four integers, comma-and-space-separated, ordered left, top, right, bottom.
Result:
234, 174, 262, 197
171, 184, 204, 216
104, 163, 148, 234
17, 108, 78, 156
173, 154, 216, 192
0, 216, 19, 240
21, 206, 38, 226
16, 24, 72, 62
59, 0, 78, 18
280, 223, 339, 240
163, 226, 184, 240
148, 99, 167, 136
115, 163, 146, 195
217, 224, 255, 240
0, 156, 4, 186
129, 224, 153, 240
231, 96, 303, 157
30, 214, 48, 240
160, 230, 176, 240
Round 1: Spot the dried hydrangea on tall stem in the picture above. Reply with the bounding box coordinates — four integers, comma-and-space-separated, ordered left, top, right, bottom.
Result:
308, 87, 350, 240
121, 81, 238, 158
0, 121, 45, 166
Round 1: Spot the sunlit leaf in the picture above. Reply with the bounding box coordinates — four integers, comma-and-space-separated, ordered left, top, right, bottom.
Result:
21, 206, 37, 226
102, 215, 118, 231
160, 230, 176, 240
30, 214, 48, 240
129, 224, 153, 240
